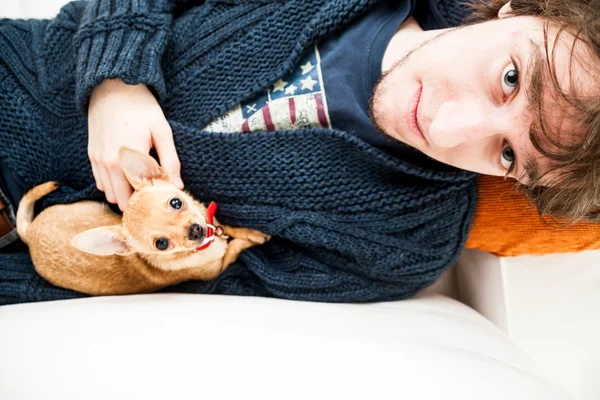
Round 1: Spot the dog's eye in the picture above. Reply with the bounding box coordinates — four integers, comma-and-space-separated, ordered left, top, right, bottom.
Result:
169, 198, 183, 210
154, 238, 170, 251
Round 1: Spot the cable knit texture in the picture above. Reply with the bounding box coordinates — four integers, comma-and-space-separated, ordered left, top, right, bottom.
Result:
0, 0, 476, 306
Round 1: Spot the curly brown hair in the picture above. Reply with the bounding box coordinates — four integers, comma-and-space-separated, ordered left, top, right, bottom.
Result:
468, 0, 600, 224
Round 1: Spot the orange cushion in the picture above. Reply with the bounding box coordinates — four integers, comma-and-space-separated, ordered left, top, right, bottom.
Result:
465, 175, 600, 257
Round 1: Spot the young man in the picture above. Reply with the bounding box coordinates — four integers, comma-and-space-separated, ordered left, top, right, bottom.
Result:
0, 0, 597, 305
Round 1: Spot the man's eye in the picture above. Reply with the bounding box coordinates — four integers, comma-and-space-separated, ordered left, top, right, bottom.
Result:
500, 140, 516, 172
501, 62, 519, 98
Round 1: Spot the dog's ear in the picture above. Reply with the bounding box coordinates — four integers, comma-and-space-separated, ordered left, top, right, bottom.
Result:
71, 226, 132, 256
119, 146, 170, 190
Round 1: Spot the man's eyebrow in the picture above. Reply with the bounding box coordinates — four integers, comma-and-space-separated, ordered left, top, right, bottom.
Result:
520, 149, 540, 184
520, 37, 547, 184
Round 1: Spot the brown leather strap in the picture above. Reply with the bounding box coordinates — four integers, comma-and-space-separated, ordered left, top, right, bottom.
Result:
0, 196, 15, 238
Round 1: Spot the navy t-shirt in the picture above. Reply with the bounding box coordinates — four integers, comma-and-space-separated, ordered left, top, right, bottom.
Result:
319, 0, 415, 153
203, 0, 415, 156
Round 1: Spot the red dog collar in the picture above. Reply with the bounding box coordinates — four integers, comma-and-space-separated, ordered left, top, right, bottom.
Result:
194, 202, 223, 252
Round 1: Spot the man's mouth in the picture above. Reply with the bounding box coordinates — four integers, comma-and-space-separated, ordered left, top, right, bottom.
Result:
406, 84, 426, 144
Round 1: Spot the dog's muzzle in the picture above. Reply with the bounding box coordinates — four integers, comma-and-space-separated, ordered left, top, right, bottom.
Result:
188, 223, 205, 241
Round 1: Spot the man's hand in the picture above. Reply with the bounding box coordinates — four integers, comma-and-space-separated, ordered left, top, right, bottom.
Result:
88, 79, 183, 211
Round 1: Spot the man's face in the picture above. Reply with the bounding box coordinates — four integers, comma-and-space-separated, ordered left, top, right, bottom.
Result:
370, 11, 596, 184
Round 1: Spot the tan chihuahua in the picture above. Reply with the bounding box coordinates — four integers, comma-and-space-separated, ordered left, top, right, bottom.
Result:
16, 147, 269, 295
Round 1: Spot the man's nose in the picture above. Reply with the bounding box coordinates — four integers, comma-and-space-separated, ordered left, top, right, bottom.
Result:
426, 100, 519, 148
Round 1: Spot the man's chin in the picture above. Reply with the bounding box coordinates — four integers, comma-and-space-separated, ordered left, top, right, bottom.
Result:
367, 94, 390, 136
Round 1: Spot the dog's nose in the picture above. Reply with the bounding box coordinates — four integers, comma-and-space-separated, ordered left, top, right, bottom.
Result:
188, 223, 204, 241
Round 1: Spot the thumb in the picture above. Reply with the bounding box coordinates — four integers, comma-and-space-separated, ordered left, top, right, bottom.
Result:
152, 122, 183, 189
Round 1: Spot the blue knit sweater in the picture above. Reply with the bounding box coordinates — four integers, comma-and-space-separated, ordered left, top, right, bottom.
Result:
0, 0, 476, 305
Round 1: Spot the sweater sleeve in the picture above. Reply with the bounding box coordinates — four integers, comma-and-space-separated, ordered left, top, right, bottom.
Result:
74, 0, 196, 111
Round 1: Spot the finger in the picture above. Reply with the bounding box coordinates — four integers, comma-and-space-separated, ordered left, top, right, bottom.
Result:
152, 123, 183, 188
91, 161, 103, 192
108, 164, 133, 212
99, 167, 116, 204
88, 149, 104, 191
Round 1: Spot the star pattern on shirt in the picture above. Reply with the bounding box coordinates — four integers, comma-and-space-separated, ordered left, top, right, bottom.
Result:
272, 79, 288, 93
285, 84, 298, 95
300, 61, 315, 75
300, 76, 317, 91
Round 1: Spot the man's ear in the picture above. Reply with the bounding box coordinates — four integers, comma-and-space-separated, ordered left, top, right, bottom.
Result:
71, 225, 132, 256
119, 146, 170, 190
498, 1, 512, 19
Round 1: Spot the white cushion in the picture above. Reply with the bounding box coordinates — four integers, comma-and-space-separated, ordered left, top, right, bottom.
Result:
457, 249, 600, 400
0, 293, 571, 400
0, 0, 71, 19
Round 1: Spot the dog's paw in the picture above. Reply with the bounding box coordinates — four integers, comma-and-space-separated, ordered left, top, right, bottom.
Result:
247, 230, 271, 244
221, 225, 271, 244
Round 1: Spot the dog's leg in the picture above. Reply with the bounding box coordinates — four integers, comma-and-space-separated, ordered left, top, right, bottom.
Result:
219, 226, 270, 270
221, 238, 260, 270
221, 225, 270, 244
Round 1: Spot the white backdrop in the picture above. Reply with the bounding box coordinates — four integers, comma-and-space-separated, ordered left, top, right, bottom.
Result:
0, 0, 71, 18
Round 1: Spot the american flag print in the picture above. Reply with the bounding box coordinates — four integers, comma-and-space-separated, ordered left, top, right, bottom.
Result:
202, 45, 332, 133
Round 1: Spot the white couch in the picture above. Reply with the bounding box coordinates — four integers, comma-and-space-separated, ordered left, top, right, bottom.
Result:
1, 1, 598, 399
456, 249, 600, 400
1, 252, 598, 400
0, 289, 579, 400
